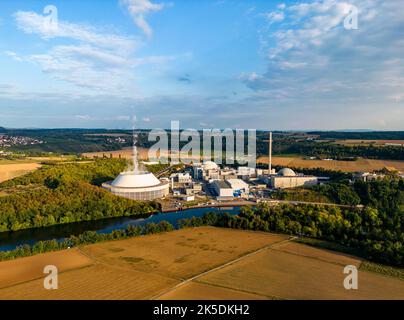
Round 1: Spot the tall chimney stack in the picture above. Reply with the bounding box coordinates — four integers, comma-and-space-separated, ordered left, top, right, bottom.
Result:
269, 131, 272, 174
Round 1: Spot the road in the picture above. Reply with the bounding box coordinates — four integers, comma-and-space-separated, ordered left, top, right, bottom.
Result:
269, 199, 362, 209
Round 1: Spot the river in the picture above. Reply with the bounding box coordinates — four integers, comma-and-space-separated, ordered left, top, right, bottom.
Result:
0, 206, 241, 251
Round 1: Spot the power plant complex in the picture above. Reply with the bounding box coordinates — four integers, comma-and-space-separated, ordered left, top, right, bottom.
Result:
103, 131, 319, 202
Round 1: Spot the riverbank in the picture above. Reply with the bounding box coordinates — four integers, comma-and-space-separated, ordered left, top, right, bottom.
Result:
0, 207, 242, 252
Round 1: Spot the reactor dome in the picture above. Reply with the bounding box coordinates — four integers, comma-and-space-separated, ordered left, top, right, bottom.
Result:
202, 161, 219, 170
111, 171, 161, 188
102, 170, 169, 201
277, 168, 297, 177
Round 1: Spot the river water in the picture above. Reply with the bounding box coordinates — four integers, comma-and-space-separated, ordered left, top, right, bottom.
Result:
0, 206, 241, 251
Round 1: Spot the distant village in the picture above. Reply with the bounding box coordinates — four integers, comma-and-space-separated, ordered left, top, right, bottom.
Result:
0, 135, 44, 148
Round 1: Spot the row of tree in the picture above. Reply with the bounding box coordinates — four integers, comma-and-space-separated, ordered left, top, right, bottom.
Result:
0, 220, 175, 261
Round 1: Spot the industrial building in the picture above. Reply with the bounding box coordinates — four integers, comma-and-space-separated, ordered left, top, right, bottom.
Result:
211, 180, 234, 199
211, 178, 249, 200
265, 168, 318, 189
193, 161, 221, 181
352, 172, 385, 182
259, 132, 319, 189
102, 171, 169, 200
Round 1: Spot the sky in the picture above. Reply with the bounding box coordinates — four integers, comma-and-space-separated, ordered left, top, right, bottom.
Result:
0, 0, 403, 130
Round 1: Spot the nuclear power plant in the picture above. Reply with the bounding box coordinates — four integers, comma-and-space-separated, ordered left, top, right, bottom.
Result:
102, 129, 169, 201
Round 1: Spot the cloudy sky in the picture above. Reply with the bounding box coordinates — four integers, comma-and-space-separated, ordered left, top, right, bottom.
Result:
0, 0, 403, 130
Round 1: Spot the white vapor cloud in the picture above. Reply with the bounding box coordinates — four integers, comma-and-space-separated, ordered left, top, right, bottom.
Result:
120, 0, 166, 37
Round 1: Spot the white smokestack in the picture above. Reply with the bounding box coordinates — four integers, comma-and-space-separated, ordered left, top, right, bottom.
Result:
269, 131, 272, 174
132, 115, 139, 174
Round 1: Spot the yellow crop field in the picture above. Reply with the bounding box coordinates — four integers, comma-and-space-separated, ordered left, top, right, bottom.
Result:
82, 147, 149, 160
192, 242, 404, 300
258, 156, 404, 172
0, 163, 42, 183
335, 139, 404, 146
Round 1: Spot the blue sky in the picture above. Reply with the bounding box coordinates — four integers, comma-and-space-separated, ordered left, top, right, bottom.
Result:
0, 0, 403, 130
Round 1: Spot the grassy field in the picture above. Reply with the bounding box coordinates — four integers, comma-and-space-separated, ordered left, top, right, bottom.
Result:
0, 227, 402, 300
0, 163, 42, 183
258, 156, 404, 172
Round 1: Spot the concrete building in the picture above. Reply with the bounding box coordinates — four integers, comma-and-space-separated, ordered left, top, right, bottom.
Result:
211, 178, 250, 199
102, 171, 169, 200
193, 161, 221, 181
182, 195, 195, 202
226, 179, 249, 196
170, 172, 193, 184
184, 182, 203, 195
211, 180, 234, 199
352, 172, 385, 182
237, 166, 256, 178
268, 168, 318, 189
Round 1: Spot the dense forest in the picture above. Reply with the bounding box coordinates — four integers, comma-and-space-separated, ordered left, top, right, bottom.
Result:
0, 220, 175, 261
0, 159, 159, 232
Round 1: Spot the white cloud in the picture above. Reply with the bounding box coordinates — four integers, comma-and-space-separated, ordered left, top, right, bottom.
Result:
120, 0, 166, 37
10, 10, 178, 95
14, 11, 137, 52
248, 0, 404, 108
142, 117, 151, 122
3, 51, 23, 62
263, 11, 285, 24
75, 114, 92, 120
115, 115, 131, 121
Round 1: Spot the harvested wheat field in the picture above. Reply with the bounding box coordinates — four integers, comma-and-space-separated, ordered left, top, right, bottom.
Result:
258, 156, 404, 173
0, 163, 41, 183
0, 227, 287, 300
0, 248, 93, 288
82, 147, 213, 162
82, 147, 149, 160
183, 242, 404, 300
0, 227, 403, 300
335, 139, 404, 147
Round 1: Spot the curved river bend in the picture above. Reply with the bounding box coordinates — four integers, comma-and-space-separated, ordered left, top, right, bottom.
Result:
0, 207, 241, 251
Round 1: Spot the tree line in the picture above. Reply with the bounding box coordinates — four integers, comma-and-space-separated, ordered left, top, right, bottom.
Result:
0, 220, 175, 261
